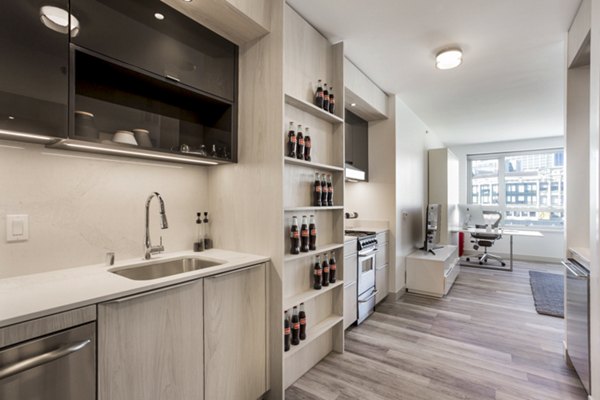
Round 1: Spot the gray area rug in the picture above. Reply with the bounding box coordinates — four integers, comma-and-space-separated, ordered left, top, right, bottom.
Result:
529, 270, 564, 318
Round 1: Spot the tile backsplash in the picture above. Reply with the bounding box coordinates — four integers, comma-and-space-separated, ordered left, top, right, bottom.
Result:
0, 140, 208, 278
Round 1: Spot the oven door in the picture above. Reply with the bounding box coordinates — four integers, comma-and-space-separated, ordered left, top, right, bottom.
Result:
357, 248, 376, 295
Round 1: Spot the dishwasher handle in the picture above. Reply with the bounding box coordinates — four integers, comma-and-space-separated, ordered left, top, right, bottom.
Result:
0, 339, 91, 380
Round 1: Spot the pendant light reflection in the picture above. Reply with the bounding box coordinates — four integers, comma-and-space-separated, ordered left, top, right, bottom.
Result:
40, 5, 80, 37
435, 48, 463, 70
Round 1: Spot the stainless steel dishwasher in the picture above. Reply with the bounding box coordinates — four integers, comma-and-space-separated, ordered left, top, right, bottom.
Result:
564, 258, 590, 394
0, 321, 96, 400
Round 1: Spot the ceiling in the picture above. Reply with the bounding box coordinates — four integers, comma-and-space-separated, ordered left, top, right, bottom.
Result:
287, 0, 582, 145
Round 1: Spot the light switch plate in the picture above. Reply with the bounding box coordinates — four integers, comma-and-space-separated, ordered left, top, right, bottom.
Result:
6, 215, 28, 242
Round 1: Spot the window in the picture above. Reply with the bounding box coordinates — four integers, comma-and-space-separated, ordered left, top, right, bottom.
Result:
468, 149, 564, 228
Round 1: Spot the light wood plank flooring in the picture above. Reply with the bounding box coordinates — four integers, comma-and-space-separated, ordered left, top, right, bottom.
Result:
286, 261, 587, 400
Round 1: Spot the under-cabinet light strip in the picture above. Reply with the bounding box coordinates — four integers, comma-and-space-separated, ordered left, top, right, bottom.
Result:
0, 129, 54, 142
63, 142, 219, 165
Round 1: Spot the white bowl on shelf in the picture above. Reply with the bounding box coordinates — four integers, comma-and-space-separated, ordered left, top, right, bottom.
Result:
112, 130, 138, 146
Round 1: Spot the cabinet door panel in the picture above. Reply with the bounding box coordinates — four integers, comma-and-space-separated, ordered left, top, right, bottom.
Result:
0, 0, 68, 138
204, 264, 267, 400
98, 280, 204, 400
376, 264, 388, 304
71, 0, 236, 100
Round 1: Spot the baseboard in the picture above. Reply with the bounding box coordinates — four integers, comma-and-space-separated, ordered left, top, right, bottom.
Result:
462, 250, 561, 264
387, 286, 406, 302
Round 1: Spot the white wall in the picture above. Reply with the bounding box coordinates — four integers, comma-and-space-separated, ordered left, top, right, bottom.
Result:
0, 140, 208, 278
449, 136, 565, 261
395, 96, 443, 291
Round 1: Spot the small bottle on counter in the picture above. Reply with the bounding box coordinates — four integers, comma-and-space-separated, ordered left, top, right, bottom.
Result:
193, 212, 204, 252
300, 215, 309, 253
304, 127, 312, 162
313, 255, 322, 290
203, 212, 213, 249
299, 303, 307, 341
287, 121, 296, 158
296, 125, 304, 160
321, 255, 330, 287
291, 306, 300, 346
329, 252, 337, 284
284, 310, 291, 352
309, 215, 317, 251
290, 216, 300, 255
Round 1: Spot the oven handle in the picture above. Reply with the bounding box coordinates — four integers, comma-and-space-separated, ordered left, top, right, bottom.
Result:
359, 247, 378, 257
358, 290, 379, 303
562, 261, 589, 279
0, 339, 91, 380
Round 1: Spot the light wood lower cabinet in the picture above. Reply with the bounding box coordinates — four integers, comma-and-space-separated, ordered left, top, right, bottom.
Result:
98, 280, 204, 400
204, 263, 267, 400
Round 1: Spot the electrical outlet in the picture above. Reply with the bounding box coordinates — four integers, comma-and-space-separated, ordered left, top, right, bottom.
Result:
6, 215, 28, 242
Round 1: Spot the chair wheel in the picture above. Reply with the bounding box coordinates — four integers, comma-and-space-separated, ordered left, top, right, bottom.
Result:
466, 257, 470, 262
501, 262, 506, 266
484, 259, 488, 263
479, 261, 483, 265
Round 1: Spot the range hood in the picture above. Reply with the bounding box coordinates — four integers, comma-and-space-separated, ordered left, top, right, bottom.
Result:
345, 163, 366, 182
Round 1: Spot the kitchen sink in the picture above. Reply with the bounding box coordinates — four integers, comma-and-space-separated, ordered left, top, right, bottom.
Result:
110, 257, 225, 280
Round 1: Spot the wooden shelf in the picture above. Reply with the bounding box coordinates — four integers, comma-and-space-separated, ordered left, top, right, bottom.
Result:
284, 280, 344, 310
284, 157, 344, 172
284, 243, 344, 263
284, 315, 343, 359
285, 93, 344, 124
284, 206, 344, 212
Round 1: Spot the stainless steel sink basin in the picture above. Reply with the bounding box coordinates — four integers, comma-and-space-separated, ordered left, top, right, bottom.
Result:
110, 257, 225, 280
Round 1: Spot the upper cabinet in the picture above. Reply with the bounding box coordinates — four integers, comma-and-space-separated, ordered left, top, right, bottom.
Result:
70, 0, 237, 101
0, 0, 69, 140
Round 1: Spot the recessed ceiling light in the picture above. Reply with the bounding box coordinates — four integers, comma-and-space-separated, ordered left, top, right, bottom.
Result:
183, 0, 193, 2
436, 48, 463, 70
8, 116, 15, 120
350, 103, 356, 107
40, 6, 80, 36
154, 13, 165, 20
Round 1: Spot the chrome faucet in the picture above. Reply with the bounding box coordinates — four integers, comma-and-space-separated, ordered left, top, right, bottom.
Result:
145, 192, 169, 260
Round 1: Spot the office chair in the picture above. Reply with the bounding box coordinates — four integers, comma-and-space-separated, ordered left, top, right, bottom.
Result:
465, 211, 506, 266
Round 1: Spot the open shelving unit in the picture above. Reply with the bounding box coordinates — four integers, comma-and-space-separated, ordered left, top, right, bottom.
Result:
281, 5, 346, 390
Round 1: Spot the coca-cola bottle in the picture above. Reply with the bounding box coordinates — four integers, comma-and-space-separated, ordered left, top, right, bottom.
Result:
284, 310, 291, 352
327, 175, 334, 206
328, 87, 335, 114
290, 216, 300, 254
329, 252, 337, 283
320, 173, 327, 206
313, 255, 322, 290
291, 306, 300, 345
304, 127, 312, 161
309, 215, 317, 251
321, 255, 330, 287
313, 172, 322, 207
299, 303, 307, 340
314, 79, 324, 108
287, 121, 296, 158
296, 124, 304, 160
322, 83, 329, 111
300, 215, 309, 252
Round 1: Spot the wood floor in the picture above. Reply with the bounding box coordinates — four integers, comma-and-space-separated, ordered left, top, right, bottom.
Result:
286, 261, 588, 400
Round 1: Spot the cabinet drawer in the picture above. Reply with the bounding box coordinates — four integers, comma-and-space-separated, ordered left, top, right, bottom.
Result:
343, 253, 357, 285
444, 259, 460, 295
344, 239, 357, 256
376, 242, 389, 269
71, 0, 237, 101
343, 282, 357, 330
376, 231, 389, 244
376, 264, 388, 304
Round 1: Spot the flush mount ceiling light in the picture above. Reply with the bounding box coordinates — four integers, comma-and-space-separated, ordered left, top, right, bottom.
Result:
154, 12, 165, 20
40, 6, 80, 36
435, 48, 463, 70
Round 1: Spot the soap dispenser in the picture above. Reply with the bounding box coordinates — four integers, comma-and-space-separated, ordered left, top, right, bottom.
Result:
194, 212, 204, 252
203, 212, 213, 250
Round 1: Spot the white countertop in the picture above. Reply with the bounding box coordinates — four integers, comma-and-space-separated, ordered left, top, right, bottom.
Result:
345, 226, 389, 234
0, 249, 269, 328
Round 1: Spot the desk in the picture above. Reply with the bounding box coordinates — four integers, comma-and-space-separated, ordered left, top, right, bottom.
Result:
452, 227, 544, 271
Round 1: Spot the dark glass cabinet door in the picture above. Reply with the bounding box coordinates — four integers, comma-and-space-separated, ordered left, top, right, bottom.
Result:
0, 1, 69, 138
70, 0, 236, 101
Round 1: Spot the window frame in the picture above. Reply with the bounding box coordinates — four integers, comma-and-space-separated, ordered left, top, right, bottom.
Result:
467, 148, 564, 230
